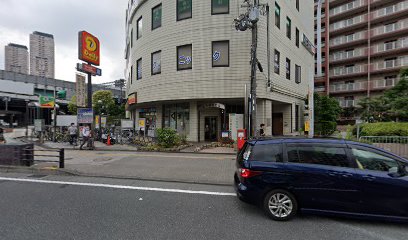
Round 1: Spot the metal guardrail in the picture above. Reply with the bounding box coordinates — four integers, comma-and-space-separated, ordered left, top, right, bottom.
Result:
359, 136, 408, 159
22, 149, 65, 168
359, 136, 408, 144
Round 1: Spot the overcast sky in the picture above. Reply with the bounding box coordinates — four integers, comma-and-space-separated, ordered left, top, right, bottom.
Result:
0, 0, 128, 84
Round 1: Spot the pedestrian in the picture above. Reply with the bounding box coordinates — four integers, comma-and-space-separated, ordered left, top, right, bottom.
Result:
0, 127, 5, 144
80, 124, 91, 150
259, 123, 265, 137
68, 123, 77, 145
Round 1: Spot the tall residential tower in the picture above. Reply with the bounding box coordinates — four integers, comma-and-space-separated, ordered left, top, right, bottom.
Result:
29, 31, 55, 78
4, 43, 29, 74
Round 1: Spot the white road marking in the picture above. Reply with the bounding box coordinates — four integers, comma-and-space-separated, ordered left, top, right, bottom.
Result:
0, 177, 236, 196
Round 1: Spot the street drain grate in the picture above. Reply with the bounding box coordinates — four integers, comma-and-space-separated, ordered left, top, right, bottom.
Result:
27, 174, 48, 179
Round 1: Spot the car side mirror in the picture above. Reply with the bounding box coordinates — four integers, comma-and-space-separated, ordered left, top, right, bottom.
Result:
388, 166, 403, 178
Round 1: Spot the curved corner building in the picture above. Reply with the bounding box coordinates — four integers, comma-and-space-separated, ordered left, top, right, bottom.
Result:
124, 0, 314, 142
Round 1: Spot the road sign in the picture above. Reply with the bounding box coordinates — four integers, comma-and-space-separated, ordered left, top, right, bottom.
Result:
77, 108, 94, 124
76, 74, 87, 107
76, 63, 102, 76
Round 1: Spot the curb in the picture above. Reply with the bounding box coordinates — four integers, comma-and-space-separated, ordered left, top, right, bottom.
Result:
0, 165, 74, 176
60, 169, 234, 186
20, 138, 237, 156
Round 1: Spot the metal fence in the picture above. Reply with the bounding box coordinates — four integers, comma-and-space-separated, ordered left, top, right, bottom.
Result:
359, 136, 408, 159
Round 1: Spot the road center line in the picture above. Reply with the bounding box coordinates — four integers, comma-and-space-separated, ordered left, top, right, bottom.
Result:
0, 177, 236, 196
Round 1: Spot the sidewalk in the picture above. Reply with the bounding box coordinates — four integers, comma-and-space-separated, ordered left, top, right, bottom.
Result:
27, 146, 236, 185
1, 129, 237, 185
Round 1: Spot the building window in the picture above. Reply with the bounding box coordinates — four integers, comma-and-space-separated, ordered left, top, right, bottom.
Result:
163, 103, 190, 135
212, 0, 229, 15
137, 58, 142, 80
177, 44, 192, 70
295, 28, 299, 47
296, 0, 299, 11
274, 49, 280, 74
177, 0, 192, 21
286, 17, 291, 39
151, 51, 161, 75
286, 58, 291, 80
295, 64, 301, 83
131, 29, 133, 48
137, 17, 143, 39
130, 65, 133, 84
275, 2, 280, 28
152, 4, 162, 30
295, 105, 299, 131
212, 40, 229, 67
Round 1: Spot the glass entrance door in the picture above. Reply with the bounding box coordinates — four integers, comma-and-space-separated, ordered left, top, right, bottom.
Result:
205, 117, 217, 141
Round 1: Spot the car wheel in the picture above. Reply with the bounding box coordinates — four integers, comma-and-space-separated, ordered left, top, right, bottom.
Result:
263, 189, 298, 221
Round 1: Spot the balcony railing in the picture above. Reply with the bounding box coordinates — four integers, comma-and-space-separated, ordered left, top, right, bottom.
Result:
330, 13, 367, 32
371, 78, 400, 89
330, 82, 367, 92
314, 87, 326, 92
329, 0, 367, 17
338, 99, 355, 107
330, 65, 368, 76
371, 19, 408, 37
372, 56, 408, 71
330, 31, 367, 47
371, 38, 408, 54
371, 1, 408, 20
330, 48, 368, 61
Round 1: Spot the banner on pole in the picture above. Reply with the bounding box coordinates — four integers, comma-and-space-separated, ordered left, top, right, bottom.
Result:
76, 74, 87, 107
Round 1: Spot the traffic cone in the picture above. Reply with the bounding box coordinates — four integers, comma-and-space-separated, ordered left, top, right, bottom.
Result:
107, 135, 111, 146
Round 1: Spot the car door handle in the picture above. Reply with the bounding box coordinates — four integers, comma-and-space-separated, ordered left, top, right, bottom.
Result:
328, 171, 338, 176
340, 172, 353, 178
363, 175, 376, 181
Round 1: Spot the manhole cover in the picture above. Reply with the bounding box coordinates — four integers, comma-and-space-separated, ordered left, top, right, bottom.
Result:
93, 157, 113, 162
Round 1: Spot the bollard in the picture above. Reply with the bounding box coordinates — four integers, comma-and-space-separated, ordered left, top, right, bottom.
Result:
59, 148, 65, 168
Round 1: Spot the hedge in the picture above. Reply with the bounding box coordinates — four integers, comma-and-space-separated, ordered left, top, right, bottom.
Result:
314, 121, 337, 136
358, 122, 408, 136
156, 128, 180, 148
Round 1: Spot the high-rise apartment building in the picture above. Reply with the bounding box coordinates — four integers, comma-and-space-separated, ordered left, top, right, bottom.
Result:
29, 31, 55, 78
315, 0, 408, 122
4, 43, 29, 74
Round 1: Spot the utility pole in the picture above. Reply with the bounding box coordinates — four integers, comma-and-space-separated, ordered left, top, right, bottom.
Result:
250, 7, 258, 138
234, 0, 266, 138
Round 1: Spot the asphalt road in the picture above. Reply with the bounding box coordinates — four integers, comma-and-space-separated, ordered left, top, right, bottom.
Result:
0, 173, 406, 240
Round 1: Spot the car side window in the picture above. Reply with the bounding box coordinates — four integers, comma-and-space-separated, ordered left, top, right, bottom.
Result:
287, 145, 350, 167
351, 148, 400, 172
250, 144, 282, 162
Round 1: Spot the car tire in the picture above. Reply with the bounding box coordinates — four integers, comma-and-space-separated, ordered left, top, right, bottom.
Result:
263, 189, 298, 221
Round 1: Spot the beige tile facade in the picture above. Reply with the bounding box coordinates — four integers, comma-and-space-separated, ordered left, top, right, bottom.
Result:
125, 0, 314, 141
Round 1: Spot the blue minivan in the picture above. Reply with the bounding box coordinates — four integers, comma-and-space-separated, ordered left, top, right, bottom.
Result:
234, 138, 408, 221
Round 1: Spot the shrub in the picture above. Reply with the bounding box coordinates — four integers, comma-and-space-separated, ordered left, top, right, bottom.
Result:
314, 121, 337, 136
359, 122, 408, 136
156, 128, 179, 148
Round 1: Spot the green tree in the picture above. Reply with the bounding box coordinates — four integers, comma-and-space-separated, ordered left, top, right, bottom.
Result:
358, 68, 408, 122
68, 95, 77, 114
92, 90, 125, 124
314, 93, 342, 123
313, 93, 342, 136
384, 69, 408, 121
